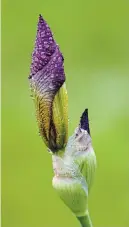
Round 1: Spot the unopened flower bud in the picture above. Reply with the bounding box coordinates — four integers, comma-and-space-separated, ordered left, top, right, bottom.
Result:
66, 109, 96, 192
29, 15, 68, 153
52, 109, 96, 221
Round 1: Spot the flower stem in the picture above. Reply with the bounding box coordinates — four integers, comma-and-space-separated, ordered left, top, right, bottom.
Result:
77, 213, 93, 227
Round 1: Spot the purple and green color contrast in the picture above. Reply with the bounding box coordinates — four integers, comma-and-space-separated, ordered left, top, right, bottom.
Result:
29, 15, 95, 227
29, 15, 90, 153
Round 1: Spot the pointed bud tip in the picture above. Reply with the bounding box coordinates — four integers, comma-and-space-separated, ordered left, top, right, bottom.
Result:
38, 14, 44, 23
80, 109, 90, 135
37, 14, 48, 31
39, 14, 42, 19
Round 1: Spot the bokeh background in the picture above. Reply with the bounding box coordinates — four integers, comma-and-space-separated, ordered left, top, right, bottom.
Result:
2, 0, 129, 226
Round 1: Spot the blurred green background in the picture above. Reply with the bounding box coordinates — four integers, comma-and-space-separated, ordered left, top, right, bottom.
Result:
2, 0, 129, 226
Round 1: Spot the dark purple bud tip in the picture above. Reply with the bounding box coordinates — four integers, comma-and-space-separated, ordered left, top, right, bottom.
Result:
80, 109, 90, 135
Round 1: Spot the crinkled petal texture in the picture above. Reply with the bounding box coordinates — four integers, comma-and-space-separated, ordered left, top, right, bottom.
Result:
29, 15, 68, 152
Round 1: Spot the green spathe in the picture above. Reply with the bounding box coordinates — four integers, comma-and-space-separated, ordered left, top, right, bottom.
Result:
53, 175, 88, 217
52, 127, 96, 225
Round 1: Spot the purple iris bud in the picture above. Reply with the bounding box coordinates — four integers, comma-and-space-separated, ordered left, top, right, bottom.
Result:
29, 15, 68, 152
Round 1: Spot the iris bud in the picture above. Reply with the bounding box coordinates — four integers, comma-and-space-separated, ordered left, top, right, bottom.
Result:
29, 15, 68, 153
52, 109, 96, 223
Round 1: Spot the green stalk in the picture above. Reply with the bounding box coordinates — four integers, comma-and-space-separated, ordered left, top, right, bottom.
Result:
77, 212, 93, 227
